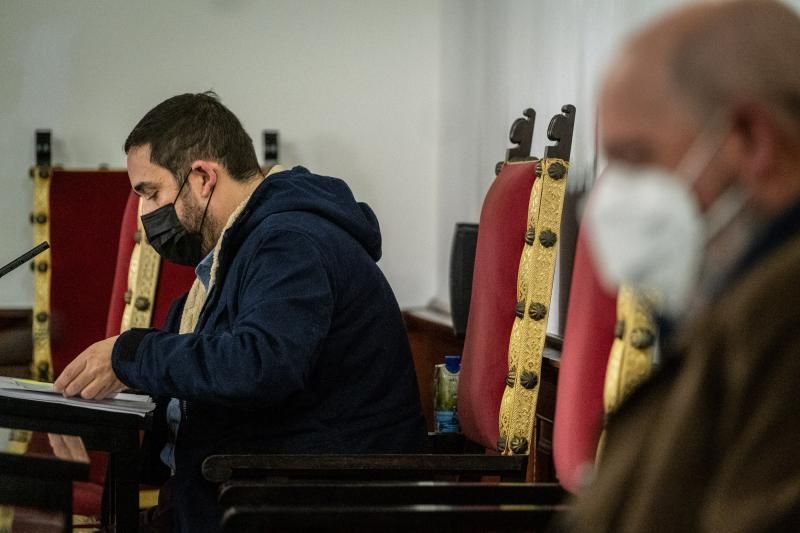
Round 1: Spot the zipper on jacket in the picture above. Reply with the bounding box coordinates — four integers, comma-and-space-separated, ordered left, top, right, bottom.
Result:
181, 399, 188, 425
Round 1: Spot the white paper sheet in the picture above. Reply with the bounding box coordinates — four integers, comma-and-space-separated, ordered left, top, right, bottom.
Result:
0, 377, 155, 417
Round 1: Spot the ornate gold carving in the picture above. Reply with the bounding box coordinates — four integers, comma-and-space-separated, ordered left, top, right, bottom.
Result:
498, 158, 569, 455
31, 166, 52, 382
603, 285, 657, 416
505, 369, 516, 388
510, 435, 529, 454
120, 200, 162, 332
497, 434, 507, 453
134, 296, 151, 311
528, 302, 547, 321
520, 370, 539, 390
596, 286, 657, 464
547, 161, 567, 180
524, 227, 536, 246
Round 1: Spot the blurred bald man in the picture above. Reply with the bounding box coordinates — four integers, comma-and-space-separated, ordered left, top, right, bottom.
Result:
568, 1, 800, 531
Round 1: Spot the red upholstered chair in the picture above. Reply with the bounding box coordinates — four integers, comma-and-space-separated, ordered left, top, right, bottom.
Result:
30, 168, 132, 382
458, 106, 576, 475
29, 167, 129, 518
552, 226, 617, 493
457, 160, 538, 450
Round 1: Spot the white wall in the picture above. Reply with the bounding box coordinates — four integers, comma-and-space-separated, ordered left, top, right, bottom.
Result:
0, 0, 441, 308
434, 0, 697, 333
6, 0, 800, 314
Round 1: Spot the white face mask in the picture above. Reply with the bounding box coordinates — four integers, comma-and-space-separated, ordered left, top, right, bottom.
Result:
586, 124, 747, 318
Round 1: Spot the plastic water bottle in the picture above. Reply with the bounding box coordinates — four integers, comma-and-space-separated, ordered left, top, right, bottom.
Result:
433, 355, 461, 433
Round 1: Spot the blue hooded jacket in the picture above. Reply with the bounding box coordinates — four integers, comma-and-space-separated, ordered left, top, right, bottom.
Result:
112, 166, 427, 532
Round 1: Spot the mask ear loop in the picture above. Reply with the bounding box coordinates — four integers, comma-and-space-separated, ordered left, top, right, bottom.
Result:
676, 110, 751, 243
197, 182, 215, 232
177, 167, 215, 236
676, 109, 731, 186
173, 169, 192, 204
704, 178, 751, 244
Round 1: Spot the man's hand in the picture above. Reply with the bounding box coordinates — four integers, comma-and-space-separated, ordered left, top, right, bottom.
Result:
53, 335, 127, 399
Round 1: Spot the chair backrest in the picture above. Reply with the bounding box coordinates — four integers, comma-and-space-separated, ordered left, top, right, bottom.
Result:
552, 228, 617, 491
458, 159, 539, 450
31, 167, 131, 381
552, 208, 659, 493
458, 106, 575, 458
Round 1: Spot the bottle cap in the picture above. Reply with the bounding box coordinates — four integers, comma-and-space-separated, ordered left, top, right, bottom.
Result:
444, 354, 461, 373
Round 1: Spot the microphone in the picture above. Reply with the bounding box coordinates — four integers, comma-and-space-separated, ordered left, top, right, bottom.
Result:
0, 242, 50, 280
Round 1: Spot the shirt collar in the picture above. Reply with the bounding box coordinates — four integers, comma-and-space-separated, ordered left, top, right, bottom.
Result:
195, 251, 214, 290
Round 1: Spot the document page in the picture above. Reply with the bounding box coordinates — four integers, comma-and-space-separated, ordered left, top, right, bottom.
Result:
0, 377, 155, 417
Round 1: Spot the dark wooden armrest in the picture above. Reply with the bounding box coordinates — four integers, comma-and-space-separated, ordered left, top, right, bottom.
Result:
222, 503, 566, 532
218, 480, 567, 507
203, 454, 528, 483
426, 432, 488, 453
0, 452, 88, 481
0, 452, 88, 511
427, 431, 476, 453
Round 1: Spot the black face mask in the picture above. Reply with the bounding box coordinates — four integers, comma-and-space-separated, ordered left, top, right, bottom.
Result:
140, 171, 213, 266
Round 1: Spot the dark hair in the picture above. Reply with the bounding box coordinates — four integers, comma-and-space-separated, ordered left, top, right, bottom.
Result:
124, 91, 260, 182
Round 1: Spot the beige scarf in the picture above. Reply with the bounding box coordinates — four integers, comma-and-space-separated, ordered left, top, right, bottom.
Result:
178, 166, 284, 334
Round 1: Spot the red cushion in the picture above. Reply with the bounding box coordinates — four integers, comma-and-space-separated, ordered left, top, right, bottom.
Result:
49, 170, 131, 378
552, 227, 617, 492
458, 161, 539, 450
73, 481, 105, 517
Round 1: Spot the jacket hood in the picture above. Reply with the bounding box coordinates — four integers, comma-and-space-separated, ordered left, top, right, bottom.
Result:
235, 166, 382, 261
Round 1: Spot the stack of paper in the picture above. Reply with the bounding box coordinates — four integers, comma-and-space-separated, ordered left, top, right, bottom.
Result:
0, 377, 155, 417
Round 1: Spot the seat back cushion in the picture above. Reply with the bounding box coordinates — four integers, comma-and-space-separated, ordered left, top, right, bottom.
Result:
458, 160, 539, 450
552, 228, 616, 492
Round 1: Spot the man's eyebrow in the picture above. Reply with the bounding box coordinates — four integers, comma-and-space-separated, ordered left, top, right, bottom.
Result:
133, 182, 156, 195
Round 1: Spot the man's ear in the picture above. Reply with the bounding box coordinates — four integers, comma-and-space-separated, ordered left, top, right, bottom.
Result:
189, 160, 218, 198
730, 102, 779, 189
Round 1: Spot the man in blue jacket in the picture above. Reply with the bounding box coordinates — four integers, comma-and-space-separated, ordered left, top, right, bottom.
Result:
54, 92, 427, 532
